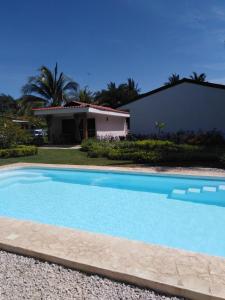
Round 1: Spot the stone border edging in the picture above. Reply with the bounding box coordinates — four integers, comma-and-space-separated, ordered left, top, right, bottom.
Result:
0, 163, 225, 300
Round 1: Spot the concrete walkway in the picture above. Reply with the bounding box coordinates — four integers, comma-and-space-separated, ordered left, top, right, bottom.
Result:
39, 145, 81, 150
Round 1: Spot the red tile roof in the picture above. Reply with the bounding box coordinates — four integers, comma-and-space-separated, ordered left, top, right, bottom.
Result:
33, 101, 129, 114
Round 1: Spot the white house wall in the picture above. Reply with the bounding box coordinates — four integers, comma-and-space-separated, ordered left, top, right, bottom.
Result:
88, 113, 127, 138
50, 114, 127, 141
121, 82, 225, 135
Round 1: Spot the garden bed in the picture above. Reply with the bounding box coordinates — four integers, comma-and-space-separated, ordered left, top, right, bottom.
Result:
0, 146, 38, 158
81, 139, 225, 165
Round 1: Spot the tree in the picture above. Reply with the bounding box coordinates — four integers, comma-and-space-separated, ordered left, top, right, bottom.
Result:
0, 94, 18, 114
164, 73, 180, 86
21, 63, 79, 110
76, 86, 94, 103
189, 72, 206, 82
155, 121, 166, 138
0, 117, 31, 148
95, 78, 140, 107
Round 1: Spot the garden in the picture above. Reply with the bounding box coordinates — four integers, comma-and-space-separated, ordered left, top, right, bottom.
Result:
1, 114, 225, 169
81, 130, 225, 167
0, 118, 37, 158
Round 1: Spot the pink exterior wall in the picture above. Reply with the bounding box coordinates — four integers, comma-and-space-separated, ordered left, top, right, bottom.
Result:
49, 113, 129, 142
89, 114, 127, 138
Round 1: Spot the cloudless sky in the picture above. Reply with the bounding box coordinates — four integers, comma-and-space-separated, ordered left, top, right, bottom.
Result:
1, 0, 225, 97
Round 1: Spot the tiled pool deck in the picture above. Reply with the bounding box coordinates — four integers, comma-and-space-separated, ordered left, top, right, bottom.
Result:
0, 163, 225, 300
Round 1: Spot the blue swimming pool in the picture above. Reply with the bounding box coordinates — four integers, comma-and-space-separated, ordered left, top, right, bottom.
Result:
1, 167, 225, 257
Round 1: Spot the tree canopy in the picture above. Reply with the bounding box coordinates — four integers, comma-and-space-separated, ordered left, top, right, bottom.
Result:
76, 86, 94, 103
0, 94, 18, 115
95, 78, 140, 108
189, 72, 206, 82
164, 73, 181, 86
21, 63, 79, 111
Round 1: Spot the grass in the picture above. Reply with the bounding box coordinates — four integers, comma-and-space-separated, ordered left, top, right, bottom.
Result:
0, 149, 133, 167
0, 148, 224, 169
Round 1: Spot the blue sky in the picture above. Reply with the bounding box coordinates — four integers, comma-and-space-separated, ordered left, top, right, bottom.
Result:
1, 0, 225, 97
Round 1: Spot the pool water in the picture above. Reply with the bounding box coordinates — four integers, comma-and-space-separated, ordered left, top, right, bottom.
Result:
1, 167, 225, 257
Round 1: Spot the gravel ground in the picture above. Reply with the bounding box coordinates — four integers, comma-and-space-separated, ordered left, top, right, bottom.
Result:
0, 251, 184, 300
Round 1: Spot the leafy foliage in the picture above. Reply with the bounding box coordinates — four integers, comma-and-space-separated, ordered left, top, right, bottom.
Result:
189, 72, 206, 82
0, 118, 32, 149
81, 138, 218, 164
76, 86, 94, 103
0, 146, 37, 158
95, 78, 140, 107
21, 63, 78, 111
164, 73, 180, 86
155, 121, 166, 137
157, 130, 225, 146
0, 94, 18, 115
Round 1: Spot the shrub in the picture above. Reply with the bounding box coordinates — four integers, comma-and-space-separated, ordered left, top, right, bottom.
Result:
82, 138, 114, 157
0, 146, 38, 158
81, 138, 97, 152
154, 130, 225, 146
81, 138, 221, 164
88, 144, 109, 158
0, 119, 32, 148
127, 151, 162, 163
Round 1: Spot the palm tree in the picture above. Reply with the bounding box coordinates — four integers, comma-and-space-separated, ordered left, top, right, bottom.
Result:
164, 73, 180, 86
95, 82, 121, 107
155, 121, 166, 138
76, 86, 94, 103
190, 72, 206, 82
21, 63, 78, 110
95, 78, 140, 107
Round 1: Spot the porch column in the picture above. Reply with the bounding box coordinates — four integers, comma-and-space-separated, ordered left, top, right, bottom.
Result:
83, 115, 88, 140
46, 115, 53, 144
73, 114, 81, 142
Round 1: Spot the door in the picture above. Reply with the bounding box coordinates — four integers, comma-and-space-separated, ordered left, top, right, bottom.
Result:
61, 119, 76, 143
87, 118, 96, 138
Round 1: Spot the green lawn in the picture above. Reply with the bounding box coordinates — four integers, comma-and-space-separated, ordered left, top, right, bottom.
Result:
0, 148, 224, 168
0, 149, 132, 167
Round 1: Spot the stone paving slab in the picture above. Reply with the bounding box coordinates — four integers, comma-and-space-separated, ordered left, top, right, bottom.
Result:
0, 217, 224, 300
0, 163, 225, 300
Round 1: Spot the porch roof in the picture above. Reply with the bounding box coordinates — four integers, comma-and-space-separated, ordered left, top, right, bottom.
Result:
33, 101, 130, 118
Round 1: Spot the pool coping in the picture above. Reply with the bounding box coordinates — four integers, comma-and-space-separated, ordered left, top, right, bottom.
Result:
0, 163, 225, 300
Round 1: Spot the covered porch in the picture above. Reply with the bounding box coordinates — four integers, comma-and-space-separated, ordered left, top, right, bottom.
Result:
33, 101, 129, 144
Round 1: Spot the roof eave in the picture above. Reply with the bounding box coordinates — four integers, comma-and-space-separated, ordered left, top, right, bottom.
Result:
34, 106, 130, 118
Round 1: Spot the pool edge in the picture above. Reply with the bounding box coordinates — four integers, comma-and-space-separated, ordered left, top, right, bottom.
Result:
0, 216, 224, 300
2, 162, 225, 180
1, 163, 225, 300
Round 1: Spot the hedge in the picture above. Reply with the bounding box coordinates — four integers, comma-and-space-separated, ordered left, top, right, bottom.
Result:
81, 138, 221, 163
0, 146, 38, 158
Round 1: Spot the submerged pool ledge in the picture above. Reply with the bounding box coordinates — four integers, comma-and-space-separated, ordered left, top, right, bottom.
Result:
0, 216, 224, 300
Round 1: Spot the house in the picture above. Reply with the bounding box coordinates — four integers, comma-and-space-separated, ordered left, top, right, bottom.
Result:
33, 101, 129, 144
119, 78, 225, 136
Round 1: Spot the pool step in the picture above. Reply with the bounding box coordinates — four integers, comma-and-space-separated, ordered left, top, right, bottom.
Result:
219, 185, 225, 191
0, 175, 51, 189
0, 171, 44, 181
170, 184, 225, 206
171, 185, 219, 196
